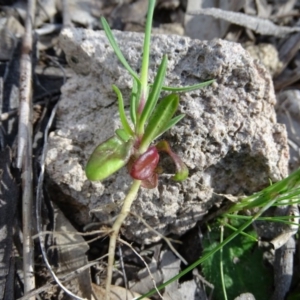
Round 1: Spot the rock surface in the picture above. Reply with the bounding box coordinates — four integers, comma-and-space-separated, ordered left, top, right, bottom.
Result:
45, 28, 289, 244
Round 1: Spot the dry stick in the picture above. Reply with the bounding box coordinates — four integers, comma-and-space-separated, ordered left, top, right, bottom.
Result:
117, 245, 130, 300
18, 0, 36, 297
17, 1, 35, 168
105, 179, 141, 300
61, 0, 72, 28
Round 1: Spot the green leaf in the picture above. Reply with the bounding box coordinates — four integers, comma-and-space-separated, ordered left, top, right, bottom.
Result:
140, 0, 156, 90
112, 85, 134, 137
101, 17, 140, 82
129, 78, 140, 125
160, 79, 215, 92
137, 55, 168, 132
140, 93, 179, 152
85, 135, 133, 181
159, 114, 185, 137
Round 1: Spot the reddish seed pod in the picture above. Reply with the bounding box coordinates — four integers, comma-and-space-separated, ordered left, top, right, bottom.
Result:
130, 146, 159, 180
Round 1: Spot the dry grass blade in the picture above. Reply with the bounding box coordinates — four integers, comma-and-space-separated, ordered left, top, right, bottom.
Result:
187, 8, 300, 37
18, 0, 36, 297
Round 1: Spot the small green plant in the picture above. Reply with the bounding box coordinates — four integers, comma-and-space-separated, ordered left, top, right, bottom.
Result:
85, 0, 213, 298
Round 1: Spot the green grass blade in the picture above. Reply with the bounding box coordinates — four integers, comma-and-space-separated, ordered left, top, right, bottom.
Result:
140, 93, 178, 152
225, 214, 300, 228
112, 85, 134, 136
227, 169, 300, 213
101, 17, 140, 82
224, 223, 258, 241
129, 78, 140, 125
138, 55, 168, 133
160, 79, 215, 92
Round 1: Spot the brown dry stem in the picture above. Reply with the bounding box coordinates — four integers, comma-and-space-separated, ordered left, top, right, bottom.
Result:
18, 0, 36, 297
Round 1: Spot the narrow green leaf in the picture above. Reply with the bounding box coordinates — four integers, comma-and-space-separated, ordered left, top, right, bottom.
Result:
140, 0, 156, 91
160, 79, 215, 92
140, 93, 179, 152
112, 85, 134, 137
138, 55, 168, 133
101, 17, 140, 82
85, 135, 133, 181
158, 114, 185, 138
129, 78, 140, 125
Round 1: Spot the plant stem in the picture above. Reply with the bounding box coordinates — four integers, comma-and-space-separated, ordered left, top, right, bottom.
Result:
220, 226, 228, 300
105, 179, 142, 300
136, 0, 156, 135
140, 0, 155, 95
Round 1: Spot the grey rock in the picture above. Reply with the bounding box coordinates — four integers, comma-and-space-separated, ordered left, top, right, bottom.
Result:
45, 28, 289, 244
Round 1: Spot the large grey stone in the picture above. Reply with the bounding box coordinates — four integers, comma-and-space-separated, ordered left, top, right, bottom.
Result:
45, 28, 289, 243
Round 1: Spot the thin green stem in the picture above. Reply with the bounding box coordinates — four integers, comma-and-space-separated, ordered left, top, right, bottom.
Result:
105, 180, 141, 300
224, 222, 258, 241
220, 226, 228, 300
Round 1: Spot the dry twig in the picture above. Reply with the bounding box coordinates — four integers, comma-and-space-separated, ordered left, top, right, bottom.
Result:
18, 0, 36, 297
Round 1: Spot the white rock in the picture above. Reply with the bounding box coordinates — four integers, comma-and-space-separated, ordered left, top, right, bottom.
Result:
45, 28, 289, 244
